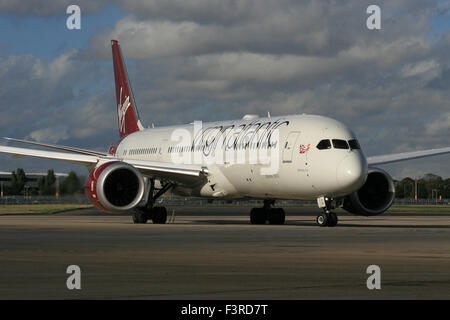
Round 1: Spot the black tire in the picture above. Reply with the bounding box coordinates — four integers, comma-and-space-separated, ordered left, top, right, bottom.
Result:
250, 208, 266, 224
152, 206, 167, 224
268, 208, 285, 225
132, 211, 148, 224
328, 212, 338, 227
316, 213, 328, 227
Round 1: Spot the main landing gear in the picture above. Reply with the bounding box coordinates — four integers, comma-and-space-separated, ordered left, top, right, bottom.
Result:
250, 199, 285, 225
316, 196, 339, 227
132, 180, 174, 224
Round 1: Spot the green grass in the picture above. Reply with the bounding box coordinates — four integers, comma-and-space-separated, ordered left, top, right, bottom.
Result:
386, 205, 450, 213
332, 205, 450, 214
0, 204, 93, 215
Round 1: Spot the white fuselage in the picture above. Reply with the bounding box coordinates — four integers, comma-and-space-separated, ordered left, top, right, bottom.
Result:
114, 114, 368, 200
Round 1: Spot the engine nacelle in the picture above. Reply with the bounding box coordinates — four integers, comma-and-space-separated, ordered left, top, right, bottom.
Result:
84, 161, 145, 212
343, 167, 395, 216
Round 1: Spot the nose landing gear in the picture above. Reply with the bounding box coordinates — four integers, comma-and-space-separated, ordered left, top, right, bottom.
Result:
316, 196, 339, 227
316, 211, 338, 227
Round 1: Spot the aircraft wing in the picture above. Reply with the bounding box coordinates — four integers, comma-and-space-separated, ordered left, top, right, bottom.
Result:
0, 145, 100, 167
3, 137, 108, 156
0, 145, 207, 183
367, 147, 450, 165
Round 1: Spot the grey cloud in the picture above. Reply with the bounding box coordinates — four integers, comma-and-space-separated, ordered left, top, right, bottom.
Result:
86, 0, 434, 60
0, 0, 109, 16
1, 0, 449, 178
427, 68, 450, 89
0, 49, 112, 146
434, 31, 450, 67
65, 93, 116, 141
116, 0, 260, 25
437, 0, 450, 15
0, 53, 75, 134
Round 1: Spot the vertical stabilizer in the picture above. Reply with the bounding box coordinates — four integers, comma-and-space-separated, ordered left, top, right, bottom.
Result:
111, 40, 142, 137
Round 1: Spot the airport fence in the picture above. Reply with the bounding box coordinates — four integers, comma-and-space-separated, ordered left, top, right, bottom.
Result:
393, 198, 449, 206
0, 195, 90, 205
0, 195, 448, 206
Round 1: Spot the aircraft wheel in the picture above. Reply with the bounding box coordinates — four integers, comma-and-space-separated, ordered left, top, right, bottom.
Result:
316, 213, 329, 227
268, 208, 285, 225
132, 211, 148, 224
328, 212, 338, 227
152, 206, 167, 224
250, 208, 266, 224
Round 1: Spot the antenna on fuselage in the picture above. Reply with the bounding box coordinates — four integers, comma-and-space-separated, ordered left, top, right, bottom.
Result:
267, 111, 271, 118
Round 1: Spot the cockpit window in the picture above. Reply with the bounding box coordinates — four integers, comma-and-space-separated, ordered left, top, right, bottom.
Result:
348, 139, 361, 150
332, 139, 349, 149
316, 139, 332, 150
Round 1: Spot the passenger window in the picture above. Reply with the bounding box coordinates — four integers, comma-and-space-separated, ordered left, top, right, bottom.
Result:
332, 139, 349, 149
348, 139, 361, 150
316, 139, 331, 150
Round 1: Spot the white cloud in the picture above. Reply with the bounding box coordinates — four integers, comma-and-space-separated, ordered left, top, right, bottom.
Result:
425, 113, 450, 136
401, 59, 440, 78
27, 127, 69, 143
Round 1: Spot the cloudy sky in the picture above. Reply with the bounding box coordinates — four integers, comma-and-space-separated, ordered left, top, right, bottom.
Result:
0, 0, 449, 179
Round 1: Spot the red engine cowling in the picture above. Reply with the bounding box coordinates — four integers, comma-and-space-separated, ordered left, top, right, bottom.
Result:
343, 167, 395, 216
85, 161, 145, 212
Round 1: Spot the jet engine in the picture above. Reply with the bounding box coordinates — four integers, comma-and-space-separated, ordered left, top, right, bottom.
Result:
85, 161, 145, 212
343, 167, 395, 216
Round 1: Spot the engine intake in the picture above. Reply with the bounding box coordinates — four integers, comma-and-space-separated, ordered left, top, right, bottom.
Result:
343, 167, 395, 216
85, 161, 145, 212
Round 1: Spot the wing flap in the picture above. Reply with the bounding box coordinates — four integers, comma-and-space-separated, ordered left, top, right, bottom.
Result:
367, 147, 450, 165
124, 159, 208, 186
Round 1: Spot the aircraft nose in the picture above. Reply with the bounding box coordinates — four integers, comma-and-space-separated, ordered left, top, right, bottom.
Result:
336, 154, 368, 191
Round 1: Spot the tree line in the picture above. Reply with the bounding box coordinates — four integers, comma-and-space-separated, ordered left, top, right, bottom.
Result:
1, 169, 83, 196
394, 173, 450, 199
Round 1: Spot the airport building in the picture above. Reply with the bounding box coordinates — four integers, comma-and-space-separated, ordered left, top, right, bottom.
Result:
0, 171, 68, 189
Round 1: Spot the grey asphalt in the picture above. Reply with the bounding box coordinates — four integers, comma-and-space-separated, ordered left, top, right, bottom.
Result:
0, 206, 449, 299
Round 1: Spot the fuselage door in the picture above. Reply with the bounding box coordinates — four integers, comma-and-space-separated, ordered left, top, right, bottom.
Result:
282, 131, 300, 163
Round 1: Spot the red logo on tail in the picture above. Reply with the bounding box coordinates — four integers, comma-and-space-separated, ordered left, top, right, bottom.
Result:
118, 87, 131, 133
112, 40, 141, 138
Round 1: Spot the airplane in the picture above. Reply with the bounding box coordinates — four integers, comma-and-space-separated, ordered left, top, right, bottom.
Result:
1, 40, 449, 227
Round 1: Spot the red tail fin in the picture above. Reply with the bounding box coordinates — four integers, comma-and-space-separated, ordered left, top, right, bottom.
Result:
111, 40, 142, 138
